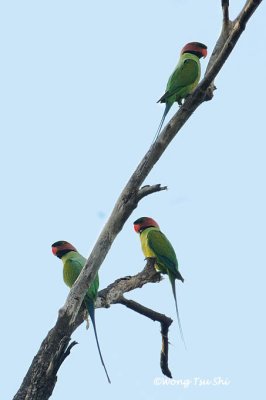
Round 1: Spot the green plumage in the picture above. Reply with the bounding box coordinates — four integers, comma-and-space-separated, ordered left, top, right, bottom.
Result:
139, 226, 185, 346
62, 251, 99, 301
158, 52, 201, 107
140, 227, 183, 281
60, 250, 111, 383
154, 51, 202, 140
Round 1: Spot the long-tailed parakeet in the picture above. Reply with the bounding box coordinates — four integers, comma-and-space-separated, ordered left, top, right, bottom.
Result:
133, 217, 185, 346
52, 240, 111, 383
155, 41, 207, 139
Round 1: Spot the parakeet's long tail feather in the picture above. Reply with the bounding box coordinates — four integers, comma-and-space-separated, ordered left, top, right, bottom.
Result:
86, 298, 111, 383
169, 277, 187, 349
153, 103, 172, 143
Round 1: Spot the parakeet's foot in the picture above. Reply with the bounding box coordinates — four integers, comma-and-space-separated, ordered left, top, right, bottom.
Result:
182, 93, 192, 105
144, 257, 159, 273
144, 256, 157, 264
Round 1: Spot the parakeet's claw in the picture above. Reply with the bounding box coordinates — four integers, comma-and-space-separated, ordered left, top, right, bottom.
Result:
154, 264, 161, 272
144, 256, 157, 262
144, 256, 157, 268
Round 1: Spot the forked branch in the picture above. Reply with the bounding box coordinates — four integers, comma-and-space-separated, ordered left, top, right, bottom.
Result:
118, 296, 173, 378
13, 1, 263, 399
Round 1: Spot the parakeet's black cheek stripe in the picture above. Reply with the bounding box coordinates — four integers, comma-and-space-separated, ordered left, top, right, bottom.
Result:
139, 225, 157, 233
184, 50, 205, 58
55, 249, 73, 259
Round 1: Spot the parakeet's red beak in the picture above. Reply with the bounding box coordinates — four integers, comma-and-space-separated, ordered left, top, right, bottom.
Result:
134, 224, 140, 233
52, 246, 57, 255
202, 48, 207, 58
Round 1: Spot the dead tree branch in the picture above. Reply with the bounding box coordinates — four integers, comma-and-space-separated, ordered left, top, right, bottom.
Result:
222, 0, 230, 24
13, 1, 263, 399
97, 257, 161, 307
13, 215, 163, 400
118, 296, 173, 378
64, 1, 262, 327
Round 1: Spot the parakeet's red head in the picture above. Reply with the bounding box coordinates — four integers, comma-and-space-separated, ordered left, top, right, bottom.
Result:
133, 217, 160, 234
181, 42, 207, 59
51, 241, 77, 259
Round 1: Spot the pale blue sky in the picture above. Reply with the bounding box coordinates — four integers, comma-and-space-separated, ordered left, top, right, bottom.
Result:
1, 1, 266, 399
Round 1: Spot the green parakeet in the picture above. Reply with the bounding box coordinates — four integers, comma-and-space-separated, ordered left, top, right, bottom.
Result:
133, 217, 185, 346
52, 241, 111, 383
155, 41, 207, 140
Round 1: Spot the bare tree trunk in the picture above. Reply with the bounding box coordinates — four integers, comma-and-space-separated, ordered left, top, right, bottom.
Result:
13, 1, 263, 399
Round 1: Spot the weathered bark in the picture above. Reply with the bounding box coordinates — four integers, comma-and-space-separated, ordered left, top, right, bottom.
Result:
64, 0, 263, 325
14, 258, 164, 400
118, 296, 173, 379
13, 1, 263, 399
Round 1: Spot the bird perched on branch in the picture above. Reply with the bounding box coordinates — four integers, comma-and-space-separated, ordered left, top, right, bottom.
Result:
133, 217, 186, 347
155, 41, 207, 140
51, 240, 111, 383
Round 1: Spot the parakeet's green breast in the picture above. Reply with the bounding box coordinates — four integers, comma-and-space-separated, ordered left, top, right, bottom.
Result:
140, 227, 157, 258
140, 227, 168, 273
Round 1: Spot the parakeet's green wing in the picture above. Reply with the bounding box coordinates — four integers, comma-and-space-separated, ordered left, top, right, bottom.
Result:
161, 58, 199, 102
63, 256, 99, 300
60, 251, 110, 382
146, 230, 180, 277
146, 229, 185, 345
